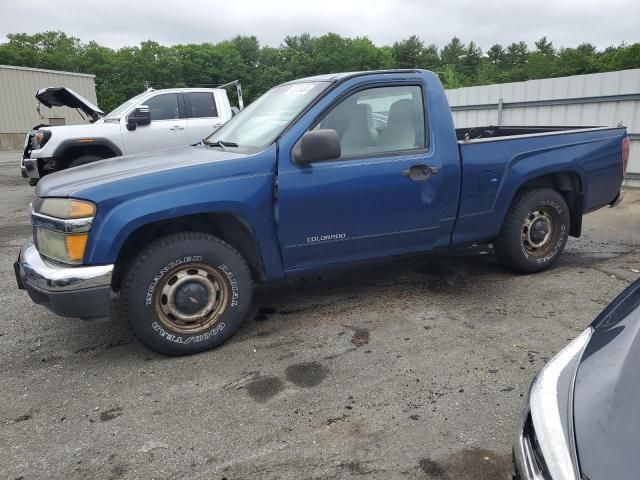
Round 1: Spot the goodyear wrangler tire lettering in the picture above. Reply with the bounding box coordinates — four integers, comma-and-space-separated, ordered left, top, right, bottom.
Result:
218, 264, 239, 307
120, 233, 253, 356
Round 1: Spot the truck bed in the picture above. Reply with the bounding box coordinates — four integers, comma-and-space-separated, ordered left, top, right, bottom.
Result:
451, 125, 626, 247
455, 125, 601, 142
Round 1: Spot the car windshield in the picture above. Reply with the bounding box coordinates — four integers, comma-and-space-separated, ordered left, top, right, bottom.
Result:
204, 81, 330, 151
104, 92, 148, 120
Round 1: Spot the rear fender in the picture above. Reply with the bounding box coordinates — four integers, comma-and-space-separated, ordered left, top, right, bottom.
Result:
453, 131, 623, 246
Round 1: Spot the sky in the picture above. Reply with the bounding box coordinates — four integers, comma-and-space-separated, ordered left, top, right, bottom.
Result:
0, 0, 638, 50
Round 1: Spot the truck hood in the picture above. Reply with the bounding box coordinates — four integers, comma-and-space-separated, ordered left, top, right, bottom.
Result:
36, 87, 104, 122
572, 279, 640, 480
36, 145, 252, 199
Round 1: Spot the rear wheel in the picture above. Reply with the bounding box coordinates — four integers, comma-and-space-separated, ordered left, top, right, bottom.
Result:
120, 232, 253, 355
494, 188, 570, 273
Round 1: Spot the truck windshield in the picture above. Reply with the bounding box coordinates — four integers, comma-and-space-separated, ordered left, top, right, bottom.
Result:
204, 81, 330, 151
104, 92, 148, 121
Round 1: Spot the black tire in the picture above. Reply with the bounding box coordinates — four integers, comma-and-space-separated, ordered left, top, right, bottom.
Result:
494, 188, 570, 273
68, 154, 103, 169
120, 232, 253, 355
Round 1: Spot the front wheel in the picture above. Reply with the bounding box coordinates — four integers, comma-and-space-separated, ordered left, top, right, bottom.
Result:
120, 232, 253, 355
494, 188, 570, 273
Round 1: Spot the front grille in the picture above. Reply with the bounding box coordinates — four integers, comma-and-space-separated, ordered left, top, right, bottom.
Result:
23, 132, 34, 158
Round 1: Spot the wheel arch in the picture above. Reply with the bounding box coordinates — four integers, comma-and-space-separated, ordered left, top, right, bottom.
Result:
53, 138, 122, 169
505, 170, 584, 238
110, 212, 265, 291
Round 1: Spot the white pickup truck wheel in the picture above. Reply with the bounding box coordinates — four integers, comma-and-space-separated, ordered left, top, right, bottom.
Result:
494, 188, 570, 273
120, 232, 253, 355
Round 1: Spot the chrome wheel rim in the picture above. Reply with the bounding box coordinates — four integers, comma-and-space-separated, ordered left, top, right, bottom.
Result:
155, 264, 228, 334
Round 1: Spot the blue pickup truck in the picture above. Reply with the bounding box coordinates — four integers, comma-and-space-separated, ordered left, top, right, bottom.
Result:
15, 69, 629, 355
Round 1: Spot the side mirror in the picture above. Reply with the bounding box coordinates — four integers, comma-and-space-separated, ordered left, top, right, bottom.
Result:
295, 129, 341, 166
126, 105, 151, 131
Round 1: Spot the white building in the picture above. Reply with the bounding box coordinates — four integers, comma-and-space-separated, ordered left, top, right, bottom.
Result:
0, 65, 98, 150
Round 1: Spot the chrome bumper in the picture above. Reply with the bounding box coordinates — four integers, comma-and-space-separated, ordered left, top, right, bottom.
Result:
22, 157, 39, 180
16, 241, 114, 320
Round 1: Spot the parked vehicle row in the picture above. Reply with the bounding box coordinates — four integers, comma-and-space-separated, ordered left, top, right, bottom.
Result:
20, 82, 243, 184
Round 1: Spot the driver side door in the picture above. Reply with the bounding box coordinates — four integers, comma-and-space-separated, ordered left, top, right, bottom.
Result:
121, 92, 189, 154
277, 83, 446, 271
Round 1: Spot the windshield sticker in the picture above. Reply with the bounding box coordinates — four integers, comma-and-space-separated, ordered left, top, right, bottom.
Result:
286, 84, 315, 96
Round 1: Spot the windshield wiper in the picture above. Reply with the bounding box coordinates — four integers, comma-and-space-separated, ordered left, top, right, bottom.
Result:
203, 139, 239, 151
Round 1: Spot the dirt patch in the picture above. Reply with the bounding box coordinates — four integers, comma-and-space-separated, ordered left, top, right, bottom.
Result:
338, 460, 378, 475
285, 361, 328, 388
350, 328, 370, 346
244, 375, 285, 402
419, 457, 446, 477
100, 406, 123, 422
419, 449, 511, 479
13, 413, 32, 423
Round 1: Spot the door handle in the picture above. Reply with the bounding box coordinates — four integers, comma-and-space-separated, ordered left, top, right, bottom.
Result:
401, 164, 438, 181
169, 126, 185, 131
212, 123, 223, 129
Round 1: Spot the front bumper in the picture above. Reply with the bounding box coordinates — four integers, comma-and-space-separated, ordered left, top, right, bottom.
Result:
20, 155, 28, 178
21, 157, 39, 181
15, 241, 114, 320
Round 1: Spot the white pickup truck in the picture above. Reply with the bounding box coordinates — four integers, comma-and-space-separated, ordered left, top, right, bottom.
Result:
20, 82, 243, 184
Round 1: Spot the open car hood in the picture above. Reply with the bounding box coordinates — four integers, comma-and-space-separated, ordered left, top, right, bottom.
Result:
36, 87, 104, 122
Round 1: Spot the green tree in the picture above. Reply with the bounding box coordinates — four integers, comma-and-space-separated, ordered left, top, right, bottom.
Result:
1, 31, 639, 111
556, 43, 599, 76
392, 35, 424, 68
441, 37, 466, 68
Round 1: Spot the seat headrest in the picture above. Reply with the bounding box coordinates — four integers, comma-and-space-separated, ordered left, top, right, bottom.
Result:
387, 99, 415, 126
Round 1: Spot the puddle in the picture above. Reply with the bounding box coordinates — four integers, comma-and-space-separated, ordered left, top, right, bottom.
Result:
285, 361, 328, 388
245, 375, 285, 402
419, 448, 511, 479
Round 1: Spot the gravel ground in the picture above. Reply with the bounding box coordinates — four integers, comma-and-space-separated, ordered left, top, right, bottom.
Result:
1, 150, 639, 480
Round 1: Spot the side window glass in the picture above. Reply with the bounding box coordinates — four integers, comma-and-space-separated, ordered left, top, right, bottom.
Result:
316, 85, 426, 157
144, 93, 180, 121
187, 92, 218, 118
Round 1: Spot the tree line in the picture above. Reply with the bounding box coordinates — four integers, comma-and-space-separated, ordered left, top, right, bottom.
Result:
1, 31, 639, 113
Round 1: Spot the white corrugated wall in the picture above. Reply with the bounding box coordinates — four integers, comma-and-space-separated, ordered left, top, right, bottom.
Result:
445, 69, 640, 186
0, 65, 98, 149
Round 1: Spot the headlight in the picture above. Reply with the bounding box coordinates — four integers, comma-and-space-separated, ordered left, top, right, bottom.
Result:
32, 198, 96, 264
35, 229, 89, 263
39, 198, 96, 219
32, 129, 51, 149
528, 328, 593, 479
